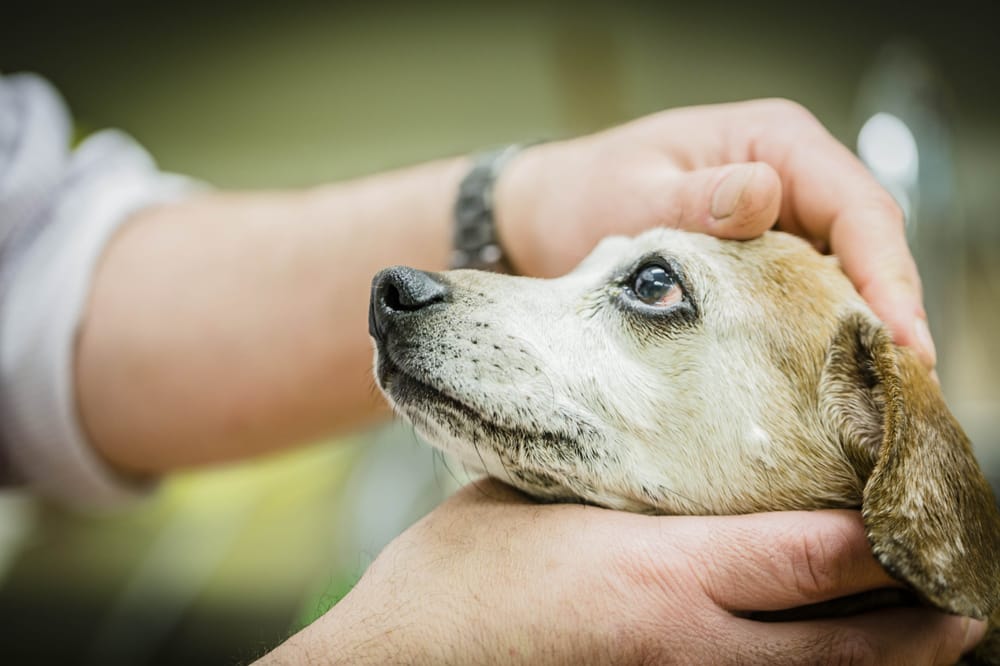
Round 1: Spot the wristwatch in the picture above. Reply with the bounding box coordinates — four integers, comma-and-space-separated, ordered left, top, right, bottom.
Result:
450, 144, 528, 273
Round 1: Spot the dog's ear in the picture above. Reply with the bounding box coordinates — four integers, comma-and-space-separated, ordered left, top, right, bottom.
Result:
822, 312, 1000, 620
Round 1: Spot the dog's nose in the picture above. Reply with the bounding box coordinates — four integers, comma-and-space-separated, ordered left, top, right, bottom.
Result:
369, 266, 449, 341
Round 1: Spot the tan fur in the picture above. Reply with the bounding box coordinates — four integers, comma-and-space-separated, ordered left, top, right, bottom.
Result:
369, 228, 1000, 664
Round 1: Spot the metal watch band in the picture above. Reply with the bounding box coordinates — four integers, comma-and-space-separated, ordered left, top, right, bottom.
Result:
450, 143, 526, 272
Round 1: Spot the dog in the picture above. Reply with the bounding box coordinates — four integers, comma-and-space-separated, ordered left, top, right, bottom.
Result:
368, 228, 1000, 664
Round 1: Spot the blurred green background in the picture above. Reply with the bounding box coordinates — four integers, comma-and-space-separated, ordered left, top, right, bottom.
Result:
1, 1, 998, 663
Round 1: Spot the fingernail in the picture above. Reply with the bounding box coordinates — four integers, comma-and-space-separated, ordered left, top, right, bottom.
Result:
961, 617, 987, 653
711, 165, 755, 220
914, 317, 938, 369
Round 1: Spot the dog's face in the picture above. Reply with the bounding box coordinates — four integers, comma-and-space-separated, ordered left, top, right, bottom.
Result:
369, 228, 1000, 624
370, 229, 866, 513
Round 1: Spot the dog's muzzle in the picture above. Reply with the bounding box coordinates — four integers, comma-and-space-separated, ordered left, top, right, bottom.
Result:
369, 266, 449, 344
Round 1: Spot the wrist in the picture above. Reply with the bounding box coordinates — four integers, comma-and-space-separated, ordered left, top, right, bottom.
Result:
492, 141, 556, 276
263, 583, 449, 665
308, 155, 471, 272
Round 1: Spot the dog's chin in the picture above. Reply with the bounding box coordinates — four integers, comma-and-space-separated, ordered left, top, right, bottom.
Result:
375, 349, 606, 491
375, 349, 491, 442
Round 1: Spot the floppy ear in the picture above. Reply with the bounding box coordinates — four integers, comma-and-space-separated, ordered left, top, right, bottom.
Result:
822, 312, 1000, 620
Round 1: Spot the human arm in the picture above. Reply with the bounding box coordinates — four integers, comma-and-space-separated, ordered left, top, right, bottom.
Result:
77, 99, 930, 480
76, 158, 468, 476
259, 479, 983, 665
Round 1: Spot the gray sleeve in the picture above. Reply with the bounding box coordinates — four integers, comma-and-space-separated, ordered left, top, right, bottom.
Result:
0, 73, 199, 508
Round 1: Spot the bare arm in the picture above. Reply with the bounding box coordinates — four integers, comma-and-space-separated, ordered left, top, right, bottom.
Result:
70, 98, 970, 663
76, 158, 467, 475
77, 99, 933, 479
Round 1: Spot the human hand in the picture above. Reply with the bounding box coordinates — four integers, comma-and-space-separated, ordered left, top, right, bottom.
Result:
496, 99, 935, 369
263, 479, 982, 665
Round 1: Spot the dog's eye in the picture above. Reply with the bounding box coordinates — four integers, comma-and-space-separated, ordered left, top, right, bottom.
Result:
632, 264, 682, 307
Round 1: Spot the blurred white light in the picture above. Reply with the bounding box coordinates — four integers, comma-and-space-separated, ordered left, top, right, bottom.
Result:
858, 112, 919, 189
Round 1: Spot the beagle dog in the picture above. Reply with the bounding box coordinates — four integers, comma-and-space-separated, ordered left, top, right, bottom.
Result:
368, 228, 1000, 664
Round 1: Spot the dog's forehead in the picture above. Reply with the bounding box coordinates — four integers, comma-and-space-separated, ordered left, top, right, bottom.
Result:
625, 227, 816, 268
584, 228, 844, 283
573, 229, 861, 339
563, 228, 862, 344
572, 234, 634, 272
574, 228, 718, 276
610, 227, 711, 256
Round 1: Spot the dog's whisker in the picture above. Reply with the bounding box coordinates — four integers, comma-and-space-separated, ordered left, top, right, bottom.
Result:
467, 474, 498, 501
364, 230, 1000, 652
434, 448, 465, 493
405, 422, 421, 448
656, 484, 713, 515
472, 433, 519, 490
366, 373, 381, 400
430, 448, 446, 494
527, 365, 559, 417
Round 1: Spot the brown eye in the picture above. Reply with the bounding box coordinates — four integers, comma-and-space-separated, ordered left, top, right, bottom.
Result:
632, 264, 682, 307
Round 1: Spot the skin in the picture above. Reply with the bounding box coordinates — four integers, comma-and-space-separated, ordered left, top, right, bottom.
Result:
73, 99, 975, 661
496, 99, 934, 367
367, 231, 1000, 662
261, 480, 982, 665
77, 158, 468, 472
77, 99, 932, 475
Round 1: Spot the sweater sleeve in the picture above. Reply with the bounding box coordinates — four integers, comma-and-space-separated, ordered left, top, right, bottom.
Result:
0, 72, 199, 508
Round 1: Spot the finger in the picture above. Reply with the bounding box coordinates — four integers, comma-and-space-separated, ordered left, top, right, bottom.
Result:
741, 101, 934, 368
726, 607, 985, 666
689, 510, 900, 611
830, 210, 936, 368
648, 162, 782, 239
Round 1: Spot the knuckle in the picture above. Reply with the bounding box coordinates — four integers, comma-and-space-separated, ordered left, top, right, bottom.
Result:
930, 615, 973, 666
825, 632, 879, 666
785, 522, 850, 599
640, 176, 699, 231
603, 530, 704, 609
606, 533, 664, 588
754, 97, 820, 127
782, 628, 879, 666
650, 196, 687, 229
600, 538, 715, 661
879, 260, 921, 294
863, 193, 906, 229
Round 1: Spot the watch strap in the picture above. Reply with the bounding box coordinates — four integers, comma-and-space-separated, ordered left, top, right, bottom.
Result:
450, 144, 526, 272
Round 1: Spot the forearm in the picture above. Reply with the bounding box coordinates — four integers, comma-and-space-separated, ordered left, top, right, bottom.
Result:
76, 157, 468, 475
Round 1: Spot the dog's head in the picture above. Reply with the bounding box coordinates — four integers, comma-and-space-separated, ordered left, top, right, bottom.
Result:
369, 228, 1000, 620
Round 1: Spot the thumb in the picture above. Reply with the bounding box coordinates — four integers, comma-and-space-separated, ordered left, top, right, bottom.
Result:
692, 510, 900, 612
658, 162, 782, 239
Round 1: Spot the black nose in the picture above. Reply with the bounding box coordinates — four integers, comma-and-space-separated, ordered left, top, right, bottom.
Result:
369, 266, 449, 341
